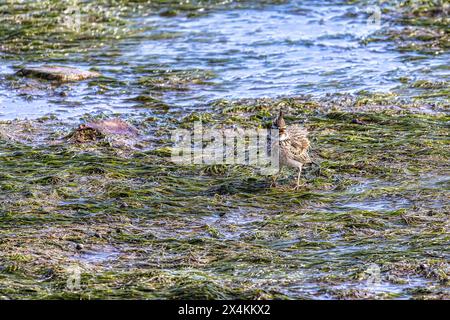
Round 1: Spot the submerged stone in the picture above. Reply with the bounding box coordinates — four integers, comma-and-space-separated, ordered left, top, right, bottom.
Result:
17, 65, 100, 82
68, 118, 138, 143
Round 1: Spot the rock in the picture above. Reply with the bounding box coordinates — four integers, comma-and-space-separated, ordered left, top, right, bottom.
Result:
75, 243, 84, 250
82, 119, 138, 136
68, 118, 138, 143
17, 65, 100, 82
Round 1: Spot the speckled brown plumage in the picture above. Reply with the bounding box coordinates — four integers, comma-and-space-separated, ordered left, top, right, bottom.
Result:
272, 110, 311, 189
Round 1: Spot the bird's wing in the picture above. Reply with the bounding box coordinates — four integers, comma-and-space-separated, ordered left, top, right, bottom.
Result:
287, 125, 311, 163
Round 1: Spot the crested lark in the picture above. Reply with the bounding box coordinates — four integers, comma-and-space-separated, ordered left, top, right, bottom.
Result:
272, 110, 311, 189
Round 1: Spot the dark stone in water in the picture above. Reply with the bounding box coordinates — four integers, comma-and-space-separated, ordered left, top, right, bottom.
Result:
17, 65, 100, 82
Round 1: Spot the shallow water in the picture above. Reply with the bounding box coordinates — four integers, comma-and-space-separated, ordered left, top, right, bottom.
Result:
0, 0, 448, 120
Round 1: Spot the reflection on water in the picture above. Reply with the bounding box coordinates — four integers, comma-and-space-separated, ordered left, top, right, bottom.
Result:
75, 246, 120, 264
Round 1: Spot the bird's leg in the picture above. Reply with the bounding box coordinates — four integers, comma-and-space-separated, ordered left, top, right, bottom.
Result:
270, 174, 279, 188
293, 165, 303, 190
270, 168, 281, 187
270, 174, 278, 187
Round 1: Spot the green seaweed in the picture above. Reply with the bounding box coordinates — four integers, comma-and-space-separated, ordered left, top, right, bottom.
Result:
0, 93, 448, 299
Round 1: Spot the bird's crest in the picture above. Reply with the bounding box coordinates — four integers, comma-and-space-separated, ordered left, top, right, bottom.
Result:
274, 109, 287, 130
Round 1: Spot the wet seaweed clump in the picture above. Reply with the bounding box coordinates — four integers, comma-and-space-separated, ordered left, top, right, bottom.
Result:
365, 0, 450, 54
399, 0, 449, 22
383, 26, 449, 54
0, 0, 133, 58
138, 69, 216, 91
